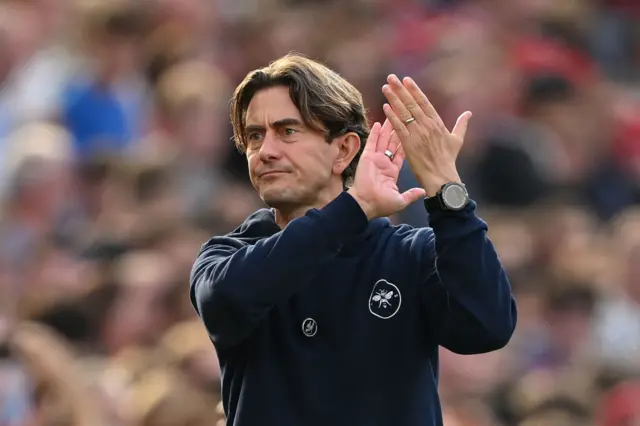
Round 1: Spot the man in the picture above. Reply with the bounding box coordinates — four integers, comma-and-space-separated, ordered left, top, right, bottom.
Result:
190, 54, 517, 426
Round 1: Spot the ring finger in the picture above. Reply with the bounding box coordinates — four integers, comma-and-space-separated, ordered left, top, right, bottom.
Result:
384, 74, 429, 124
378, 119, 393, 152
390, 133, 405, 168
385, 122, 400, 155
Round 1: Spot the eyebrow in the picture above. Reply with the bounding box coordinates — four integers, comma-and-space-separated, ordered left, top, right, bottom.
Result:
244, 118, 304, 133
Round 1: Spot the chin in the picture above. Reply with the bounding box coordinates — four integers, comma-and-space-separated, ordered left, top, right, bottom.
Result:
261, 192, 298, 209
260, 186, 305, 209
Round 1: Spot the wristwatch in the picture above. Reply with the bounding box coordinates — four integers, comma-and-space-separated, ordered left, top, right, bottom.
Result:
424, 182, 469, 213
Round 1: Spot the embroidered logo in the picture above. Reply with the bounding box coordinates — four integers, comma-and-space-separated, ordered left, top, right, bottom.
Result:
368, 279, 401, 319
301, 318, 317, 337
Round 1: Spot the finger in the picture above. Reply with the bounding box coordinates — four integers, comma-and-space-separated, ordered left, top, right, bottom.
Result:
365, 122, 381, 153
400, 187, 427, 207
378, 119, 393, 152
383, 103, 410, 141
386, 74, 429, 123
403, 77, 443, 124
451, 111, 472, 141
387, 128, 400, 154
382, 83, 414, 129
381, 118, 392, 134
391, 138, 405, 168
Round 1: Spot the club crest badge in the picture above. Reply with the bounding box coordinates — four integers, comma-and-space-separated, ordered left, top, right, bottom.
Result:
301, 318, 317, 337
368, 279, 401, 319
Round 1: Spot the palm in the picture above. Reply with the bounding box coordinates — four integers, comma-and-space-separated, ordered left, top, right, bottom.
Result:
355, 150, 401, 205
351, 120, 426, 218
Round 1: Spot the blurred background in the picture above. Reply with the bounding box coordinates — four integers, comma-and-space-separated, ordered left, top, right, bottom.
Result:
0, 0, 639, 425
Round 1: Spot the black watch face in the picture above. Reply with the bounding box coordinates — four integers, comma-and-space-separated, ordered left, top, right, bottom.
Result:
443, 184, 468, 210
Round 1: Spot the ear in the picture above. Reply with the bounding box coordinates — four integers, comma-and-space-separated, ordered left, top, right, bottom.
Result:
332, 132, 361, 176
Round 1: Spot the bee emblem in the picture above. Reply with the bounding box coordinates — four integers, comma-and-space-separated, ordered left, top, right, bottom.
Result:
368, 279, 401, 319
372, 289, 395, 308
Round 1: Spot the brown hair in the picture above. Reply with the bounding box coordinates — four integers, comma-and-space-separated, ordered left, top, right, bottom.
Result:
230, 53, 369, 188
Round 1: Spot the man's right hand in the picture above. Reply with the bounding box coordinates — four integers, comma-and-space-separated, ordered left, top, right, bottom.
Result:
347, 120, 426, 220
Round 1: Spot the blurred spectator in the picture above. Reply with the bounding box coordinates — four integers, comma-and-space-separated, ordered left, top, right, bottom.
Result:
61, 0, 151, 160
592, 209, 640, 371
598, 380, 640, 426
0, 0, 638, 425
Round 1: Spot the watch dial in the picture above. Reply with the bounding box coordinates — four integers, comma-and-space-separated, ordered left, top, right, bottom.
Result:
444, 185, 468, 209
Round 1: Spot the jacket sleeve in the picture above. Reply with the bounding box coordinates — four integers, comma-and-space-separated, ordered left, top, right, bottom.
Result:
420, 200, 517, 355
190, 192, 368, 349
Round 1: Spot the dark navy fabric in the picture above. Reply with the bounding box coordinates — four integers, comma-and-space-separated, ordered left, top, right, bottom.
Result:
191, 191, 517, 426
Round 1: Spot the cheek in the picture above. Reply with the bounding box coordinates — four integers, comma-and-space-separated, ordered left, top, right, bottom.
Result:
296, 145, 335, 178
246, 154, 259, 186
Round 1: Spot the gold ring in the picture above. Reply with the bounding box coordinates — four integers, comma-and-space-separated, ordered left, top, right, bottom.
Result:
404, 117, 415, 125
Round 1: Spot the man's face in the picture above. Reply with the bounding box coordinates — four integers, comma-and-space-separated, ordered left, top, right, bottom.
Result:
244, 86, 339, 209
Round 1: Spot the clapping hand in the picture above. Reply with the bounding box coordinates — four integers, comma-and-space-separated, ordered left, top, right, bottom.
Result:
381, 74, 472, 196
348, 120, 426, 220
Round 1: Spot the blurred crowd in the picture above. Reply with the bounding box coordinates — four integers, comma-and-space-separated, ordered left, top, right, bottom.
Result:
0, 0, 639, 425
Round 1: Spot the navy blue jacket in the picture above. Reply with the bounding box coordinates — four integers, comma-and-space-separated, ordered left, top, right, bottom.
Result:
190, 191, 517, 426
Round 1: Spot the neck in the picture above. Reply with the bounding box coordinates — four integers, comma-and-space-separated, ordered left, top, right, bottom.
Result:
274, 206, 313, 229
273, 183, 343, 229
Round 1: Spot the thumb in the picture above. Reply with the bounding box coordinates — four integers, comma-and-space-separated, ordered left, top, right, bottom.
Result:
400, 187, 427, 207
451, 111, 472, 141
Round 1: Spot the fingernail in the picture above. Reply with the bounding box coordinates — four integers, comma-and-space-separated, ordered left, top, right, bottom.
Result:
382, 84, 390, 92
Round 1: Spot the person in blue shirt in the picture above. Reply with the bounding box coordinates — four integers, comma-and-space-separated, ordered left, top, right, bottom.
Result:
190, 53, 517, 426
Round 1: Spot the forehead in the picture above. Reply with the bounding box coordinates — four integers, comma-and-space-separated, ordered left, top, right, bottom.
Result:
245, 86, 301, 125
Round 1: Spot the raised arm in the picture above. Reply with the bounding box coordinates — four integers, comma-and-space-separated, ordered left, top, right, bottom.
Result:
421, 202, 516, 354
381, 73, 517, 354
190, 192, 367, 349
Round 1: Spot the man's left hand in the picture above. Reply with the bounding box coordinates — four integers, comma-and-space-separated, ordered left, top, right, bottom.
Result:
381, 74, 472, 197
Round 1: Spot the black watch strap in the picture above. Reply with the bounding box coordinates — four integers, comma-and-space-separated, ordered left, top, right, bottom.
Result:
423, 193, 444, 213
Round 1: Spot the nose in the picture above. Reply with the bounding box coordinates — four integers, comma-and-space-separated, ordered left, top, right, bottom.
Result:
258, 130, 282, 162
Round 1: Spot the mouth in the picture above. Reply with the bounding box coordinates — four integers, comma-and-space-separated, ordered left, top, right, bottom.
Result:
259, 171, 288, 178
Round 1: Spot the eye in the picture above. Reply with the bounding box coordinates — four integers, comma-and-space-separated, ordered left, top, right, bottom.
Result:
247, 132, 263, 141
282, 128, 298, 137
246, 132, 264, 151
